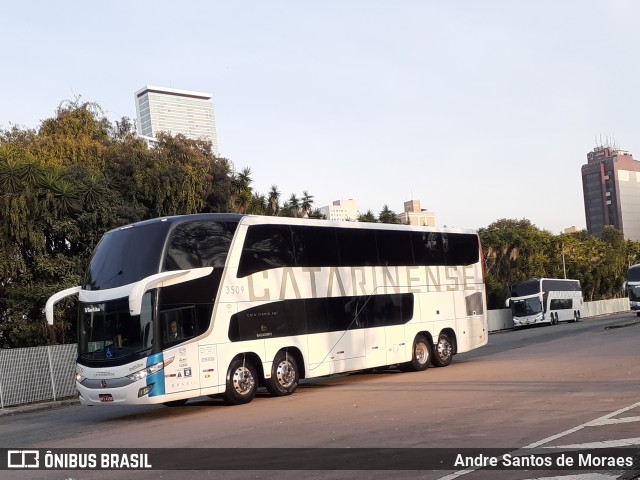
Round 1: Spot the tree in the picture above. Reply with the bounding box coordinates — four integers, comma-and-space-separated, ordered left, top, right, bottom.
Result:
480, 219, 555, 308
281, 193, 300, 218
378, 205, 399, 224
0, 100, 234, 347
308, 208, 326, 220
267, 185, 280, 215
358, 210, 377, 223
300, 190, 314, 218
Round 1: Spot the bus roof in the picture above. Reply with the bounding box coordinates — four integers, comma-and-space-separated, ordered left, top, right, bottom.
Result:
104, 213, 478, 236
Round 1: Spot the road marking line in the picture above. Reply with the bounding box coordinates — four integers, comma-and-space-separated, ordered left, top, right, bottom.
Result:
587, 416, 640, 426
525, 401, 640, 448
437, 400, 640, 480
527, 474, 618, 480
545, 437, 640, 449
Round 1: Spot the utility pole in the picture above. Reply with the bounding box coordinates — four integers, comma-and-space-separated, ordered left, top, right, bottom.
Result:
562, 243, 566, 279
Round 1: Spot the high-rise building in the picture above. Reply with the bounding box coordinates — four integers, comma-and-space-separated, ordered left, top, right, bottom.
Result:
396, 199, 435, 226
581, 145, 640, 240
319, 199, 360, 221
134, 85, 219, 156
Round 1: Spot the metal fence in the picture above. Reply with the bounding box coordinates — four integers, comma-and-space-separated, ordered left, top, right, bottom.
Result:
0, 344, 77, 408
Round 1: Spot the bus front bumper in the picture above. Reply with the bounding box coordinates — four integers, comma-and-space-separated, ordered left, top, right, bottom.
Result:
77, 380, 165, 406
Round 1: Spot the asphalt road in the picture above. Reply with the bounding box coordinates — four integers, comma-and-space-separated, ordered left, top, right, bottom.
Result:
2, 312, 639, 480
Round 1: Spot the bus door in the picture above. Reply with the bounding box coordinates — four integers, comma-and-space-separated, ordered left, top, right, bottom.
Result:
364, 294, 410, 367
326, 296, 367, 373
160, 306, 201, 397
362, 294, 386, 368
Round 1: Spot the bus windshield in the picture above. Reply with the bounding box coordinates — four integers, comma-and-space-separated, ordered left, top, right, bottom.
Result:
629, 285, 640, 302
511, 279, 541, 297
78, 293, 154, 362
78, 218, 239, 364
512, 297, 542, 316
83, 221, 172, 290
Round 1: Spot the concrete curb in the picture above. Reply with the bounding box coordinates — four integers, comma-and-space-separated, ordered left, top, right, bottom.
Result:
0, 398, 79, 417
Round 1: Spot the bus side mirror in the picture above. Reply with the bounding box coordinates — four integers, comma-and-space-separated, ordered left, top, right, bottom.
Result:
505, 298, 511, 308
45, 286, 82, 325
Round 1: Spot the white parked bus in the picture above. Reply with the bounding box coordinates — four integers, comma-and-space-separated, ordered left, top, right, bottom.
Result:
46, 214, 488, 406
506, 278, 583, 327
625, 264, 640, 316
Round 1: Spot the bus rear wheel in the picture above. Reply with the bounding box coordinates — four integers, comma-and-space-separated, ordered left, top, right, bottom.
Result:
432, 333, 453, 367
222, 356, 258, 405
265, 350, 299, 396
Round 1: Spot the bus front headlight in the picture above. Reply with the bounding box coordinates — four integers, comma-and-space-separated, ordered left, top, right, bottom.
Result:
126, 361, 164, 382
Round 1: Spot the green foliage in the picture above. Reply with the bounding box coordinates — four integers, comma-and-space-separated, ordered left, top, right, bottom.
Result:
378, 204, 399, 224
0, 100, 235, 347
358, 210, 377, 223
480, 219, 634, 308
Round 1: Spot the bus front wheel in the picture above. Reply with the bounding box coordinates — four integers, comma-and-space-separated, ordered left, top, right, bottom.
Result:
265, 350, 299, 396
223, 357, 258, 405
432, 333, 453, 367
400, 335, 431, 372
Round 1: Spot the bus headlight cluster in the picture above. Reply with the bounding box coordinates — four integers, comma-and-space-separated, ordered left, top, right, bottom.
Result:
126, 361, 164, 382
75, 372, 85, 383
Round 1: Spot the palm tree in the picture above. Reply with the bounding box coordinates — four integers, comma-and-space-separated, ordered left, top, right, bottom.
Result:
300, 190, 314, 218
237, 167, 253, 191
229, 166, 254, 213
287, 193, 300, 218
248, 193, 267, 215
268, 185, 280, 215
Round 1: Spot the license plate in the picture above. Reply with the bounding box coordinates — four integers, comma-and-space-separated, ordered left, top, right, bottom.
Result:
99, 394, 114, 402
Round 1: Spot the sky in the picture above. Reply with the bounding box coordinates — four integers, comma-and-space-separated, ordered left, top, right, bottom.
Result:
2, 1, 640, 234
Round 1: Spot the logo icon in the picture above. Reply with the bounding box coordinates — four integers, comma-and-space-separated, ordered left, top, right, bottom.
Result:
8, 450, 39, 468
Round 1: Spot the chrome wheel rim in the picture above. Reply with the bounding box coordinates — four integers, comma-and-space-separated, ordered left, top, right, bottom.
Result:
276, 360, 296, 388
437, 339, 451, 361
415, 342, 429, 365
232, 366, 255, 395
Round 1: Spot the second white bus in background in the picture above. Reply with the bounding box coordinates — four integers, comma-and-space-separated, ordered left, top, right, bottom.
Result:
506, 278, 583, 327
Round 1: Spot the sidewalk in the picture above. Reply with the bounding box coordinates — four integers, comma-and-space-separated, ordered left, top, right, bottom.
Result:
0, 398, 79, 417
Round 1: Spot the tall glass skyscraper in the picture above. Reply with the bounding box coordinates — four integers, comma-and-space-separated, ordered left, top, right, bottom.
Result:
134, 85, 219, 156
582, 145, 640, 241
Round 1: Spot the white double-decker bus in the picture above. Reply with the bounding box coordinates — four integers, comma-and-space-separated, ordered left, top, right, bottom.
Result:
625, 264, 640, 316
506, 278, 583, 327
46, 214, 487, 406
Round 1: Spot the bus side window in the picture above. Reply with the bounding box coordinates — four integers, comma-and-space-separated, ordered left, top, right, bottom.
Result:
238, 225, 296, 277
161, 306, 196, 343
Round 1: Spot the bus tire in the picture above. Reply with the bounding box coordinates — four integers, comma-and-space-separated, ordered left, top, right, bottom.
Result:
163, 399, 188, 407
432, 333, 453, 367
401, 334, 431, 372
222, 356, 258, 405
265, 350, 299, 396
